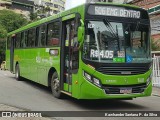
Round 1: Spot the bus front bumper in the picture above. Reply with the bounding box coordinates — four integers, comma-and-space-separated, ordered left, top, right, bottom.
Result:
79, 80, 152, 99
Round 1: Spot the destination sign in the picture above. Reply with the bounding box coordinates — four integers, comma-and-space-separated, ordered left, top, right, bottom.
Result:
88, 5, 141, 19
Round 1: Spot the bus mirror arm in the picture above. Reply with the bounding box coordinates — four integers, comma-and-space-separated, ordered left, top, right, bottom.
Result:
80, 19, 84, 27
78, 40, 83, 50
78, 19, 84, 43
78, 27, 84, 42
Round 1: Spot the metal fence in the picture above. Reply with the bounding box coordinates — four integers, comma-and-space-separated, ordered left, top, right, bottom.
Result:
152, 52, 160, 87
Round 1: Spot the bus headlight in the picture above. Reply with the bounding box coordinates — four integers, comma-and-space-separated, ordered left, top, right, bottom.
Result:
93, 78, 101, 87
83, 71, 101, 88
146, 74, 152, 86
83, 71, 92, 82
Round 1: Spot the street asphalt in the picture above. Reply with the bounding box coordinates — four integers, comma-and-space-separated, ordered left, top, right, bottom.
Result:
0, 70, 160, 120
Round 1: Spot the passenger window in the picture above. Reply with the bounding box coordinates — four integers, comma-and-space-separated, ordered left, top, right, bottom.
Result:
47, 21, 60, 46
28, 28, 36, 47
35, 27, 39, 47
24, 31, 28, 47
21, 32, 26, 48
39, 24, 46, 47
15, 33, 21, 48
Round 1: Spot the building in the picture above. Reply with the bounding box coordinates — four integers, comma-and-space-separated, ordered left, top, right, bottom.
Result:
34, 0, 66, 15
11, 0, 34, 18
0, 0, 66, 19
129, 0, 160, 40
0, 0, 12, 10
0, 0, 34, 19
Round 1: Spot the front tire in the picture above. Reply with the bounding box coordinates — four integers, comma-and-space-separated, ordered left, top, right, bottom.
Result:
51, 72, 63, 98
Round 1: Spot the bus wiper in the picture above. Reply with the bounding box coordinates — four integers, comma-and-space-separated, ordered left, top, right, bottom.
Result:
103, 19, 117, 38
103, 19, 120, 51
116, 25, 120, 51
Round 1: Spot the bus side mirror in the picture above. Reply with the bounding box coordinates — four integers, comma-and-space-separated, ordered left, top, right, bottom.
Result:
78, 26, 84, 43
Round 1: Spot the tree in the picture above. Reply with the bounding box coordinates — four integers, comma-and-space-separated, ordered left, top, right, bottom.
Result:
0, 39, 6, 64
0, 9, 29, 63
29, 12, 39, 22
151, 38, 160, 51
0, 9, 28, 32
0, 24, 7, 38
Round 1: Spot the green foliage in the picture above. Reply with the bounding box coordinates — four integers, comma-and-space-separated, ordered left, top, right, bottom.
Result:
0, 9, 28, 33
29, 12, 39, 22
0, 39, 6, 63
151, 38, 160, 51
34, 6, 52, 19
0, 24, 7, 38
0, 9, 28, 62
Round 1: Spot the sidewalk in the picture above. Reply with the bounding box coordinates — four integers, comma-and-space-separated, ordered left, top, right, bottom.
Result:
0, 104, 53, 120
152, 87, 160, 97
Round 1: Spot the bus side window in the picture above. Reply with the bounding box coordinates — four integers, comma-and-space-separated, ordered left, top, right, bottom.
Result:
28, 28, 36, 47
35, 27, 39, 47
74, 17, 80, 38
39, 24, 46, 47
24, 31, 28, 47
72, 18, 80, 48
47, 21, 60, 46
71, 19, 79, 72
21, 32, 26, 48
15, 33, 21, 48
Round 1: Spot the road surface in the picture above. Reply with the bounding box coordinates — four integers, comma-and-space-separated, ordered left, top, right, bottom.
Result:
0, 70, 160, 120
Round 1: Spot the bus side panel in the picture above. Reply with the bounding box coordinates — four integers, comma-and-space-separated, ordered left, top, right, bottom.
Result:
14, 49, 23, 73
29, 48, 38, 83
14, 48, 36, 82
20, 49, 28, 79
37, 48, 47, 86
42, 47, 61, 86
22, 48, 41, 83
71, 50, 86, 99
6, 50, 10, 70
13, 47, 61, 87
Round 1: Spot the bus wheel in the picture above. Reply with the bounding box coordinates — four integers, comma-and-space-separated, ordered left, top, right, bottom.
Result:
15, 64, 21, 81
51, 72, 62, 98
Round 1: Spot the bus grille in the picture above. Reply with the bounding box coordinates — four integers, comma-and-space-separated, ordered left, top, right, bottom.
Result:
103, 84, 146, 94
97, 66, 149, 75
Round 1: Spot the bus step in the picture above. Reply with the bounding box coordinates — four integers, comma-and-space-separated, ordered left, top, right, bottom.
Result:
61, 91, 72, 96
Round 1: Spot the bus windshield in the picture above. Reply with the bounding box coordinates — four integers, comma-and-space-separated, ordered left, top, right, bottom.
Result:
83, 20, 151, 63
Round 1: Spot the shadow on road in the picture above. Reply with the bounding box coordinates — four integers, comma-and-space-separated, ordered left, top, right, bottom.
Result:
11, 77, 148, 111
68, 98, 147, 110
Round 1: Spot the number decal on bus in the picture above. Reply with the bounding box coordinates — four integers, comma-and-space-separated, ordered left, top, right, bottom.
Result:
90, 49, 113, 59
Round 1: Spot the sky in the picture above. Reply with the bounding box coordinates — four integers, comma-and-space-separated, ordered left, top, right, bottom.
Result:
65, 0, 86, 10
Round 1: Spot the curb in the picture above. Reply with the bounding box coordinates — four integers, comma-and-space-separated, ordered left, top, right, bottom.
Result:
152, 94, 160, 97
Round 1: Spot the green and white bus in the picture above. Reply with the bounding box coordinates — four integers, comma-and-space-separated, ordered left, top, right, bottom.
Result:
6, 2, 152, 99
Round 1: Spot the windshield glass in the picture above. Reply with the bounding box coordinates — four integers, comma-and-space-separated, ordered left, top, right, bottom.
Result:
83, 20, 151, 63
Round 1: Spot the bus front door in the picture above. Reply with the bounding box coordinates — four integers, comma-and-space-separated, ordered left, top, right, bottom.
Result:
61, 16, 79, 94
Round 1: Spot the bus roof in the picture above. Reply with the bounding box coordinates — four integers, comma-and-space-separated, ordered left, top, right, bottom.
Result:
8, 2, 141, 36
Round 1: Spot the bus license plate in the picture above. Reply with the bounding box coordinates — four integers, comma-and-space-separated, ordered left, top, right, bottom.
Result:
120, 88, 132, 94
